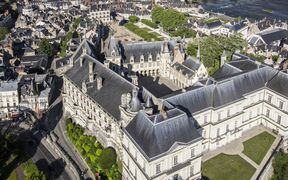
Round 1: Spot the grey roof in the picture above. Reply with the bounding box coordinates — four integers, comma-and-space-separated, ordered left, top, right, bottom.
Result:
121, 41, 175, 63
165, 65, 278, 114
183, 57, 201, 71
259, 28, 288, 45
124, 109, 201, 159
228, 59, 260, 71
0, 81, 18, 92
65, 54, 135, 120
204, 21, 222, 29
172, 62, 194, 78
21, 55, 48, 69
55, 54, 72, 68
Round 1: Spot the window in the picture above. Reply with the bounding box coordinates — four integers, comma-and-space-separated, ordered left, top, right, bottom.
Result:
173, 155, 178, 166
190, 165, 194, 176
268, 94, 272, 103
191, 148, 195, 158
235, 121, 238, 130
266, 109, 270, 117
156, 164, 161, 174
249, 111, 252, 119
135, 169, 137, 178
127, 159, 130, 168
257, 107, 261, 115
227, 109, 230, 117
217, 128, 220, 136
226, 124, 229, 132
202, 130, 206, 138
204, 115, 208, 124
218, 112, 221, 121
279, 101, 284, 110
277, 115, 281, 124
143, 163, 146, 172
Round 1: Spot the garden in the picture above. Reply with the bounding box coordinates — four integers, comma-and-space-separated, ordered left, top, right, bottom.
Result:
66, 119, 121, 179
202, 153, 256, 180
242, 131, 276, 164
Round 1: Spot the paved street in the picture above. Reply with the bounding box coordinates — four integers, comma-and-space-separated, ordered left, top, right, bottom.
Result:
42, 76, 94, 180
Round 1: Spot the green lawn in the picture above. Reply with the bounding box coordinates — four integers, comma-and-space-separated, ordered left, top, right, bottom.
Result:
124, 23, 163, 41
242, 131, 276, 164
202, 153, 256, 180
7, 170, 17, 180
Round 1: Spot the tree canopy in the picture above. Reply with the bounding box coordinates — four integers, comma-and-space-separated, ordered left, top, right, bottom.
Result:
186, 34, 247, 75
151, 6, 196, 38
271, 150, 288, 180
39, 38, 53, 57
128, 16, 139, 23
23, 161, 46, 180
151, 6, 186, 32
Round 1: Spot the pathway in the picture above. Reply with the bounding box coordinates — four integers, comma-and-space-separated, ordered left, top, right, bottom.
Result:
202, 126, 281, 180
15, 166, 25, 180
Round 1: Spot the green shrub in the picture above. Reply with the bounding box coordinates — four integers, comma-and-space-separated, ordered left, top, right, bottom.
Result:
98, 148, 117, 170
141, 19, 158, 28
129, 16, 139, 23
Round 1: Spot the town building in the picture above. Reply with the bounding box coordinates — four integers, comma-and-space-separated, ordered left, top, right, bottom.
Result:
0, 80, 19, 120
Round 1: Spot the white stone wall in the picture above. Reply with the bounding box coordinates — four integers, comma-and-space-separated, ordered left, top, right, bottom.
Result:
123, 134, 202, 180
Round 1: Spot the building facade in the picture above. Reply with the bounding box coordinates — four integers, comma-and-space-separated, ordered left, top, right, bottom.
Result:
61, 38, 288, 180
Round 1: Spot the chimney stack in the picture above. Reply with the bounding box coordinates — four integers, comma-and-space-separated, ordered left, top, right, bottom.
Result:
89, 61, 93, 82
96, 76, 102, 90
131, 75, 138, 86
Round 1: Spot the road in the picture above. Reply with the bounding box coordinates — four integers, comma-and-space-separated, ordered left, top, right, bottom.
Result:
43, 76, 94, 180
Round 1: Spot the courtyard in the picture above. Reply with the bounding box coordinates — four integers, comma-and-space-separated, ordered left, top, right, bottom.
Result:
202, 127, 279, 180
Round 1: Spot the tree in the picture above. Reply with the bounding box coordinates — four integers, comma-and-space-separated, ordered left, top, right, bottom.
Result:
39, 38, 53, 57
24, 161, 46, 180
271, 150, 288, 180
0, 27, 9, 41
128, 16, 139, 23
151, 6, 165, 24
98, 148, 117, 170
186, 34, 247, 75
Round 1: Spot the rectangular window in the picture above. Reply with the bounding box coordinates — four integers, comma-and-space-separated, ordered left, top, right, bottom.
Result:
235, 121, 238, 130
135, 169, 137, 177
202, 130, 206, 138
266, 109, 270, 117
156, 164, 161, 174
204, 115, 208, 123
218, 112, 221, 121
217, 128, 220, 136
277, 115, 281, 124
174, 155, 178, 166
268, 94, 272, 103
249, 111, 252, 119
191, 148, 195, 158
190, 165, 194, 176
279, 101, 284, 110
257, 107, 260, 115
226, 124, 229, 132
227, 109, 230, 117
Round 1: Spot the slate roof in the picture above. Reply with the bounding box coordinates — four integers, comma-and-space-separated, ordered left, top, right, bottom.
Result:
259, 28, 288, 45
204, 21, 222, 29
65, 54, 135, 120
172, 62, 194, 78
165, 64, 278, 114
124, 109, 202, 159
120, 41, 175, 63
21, 55, 48, 69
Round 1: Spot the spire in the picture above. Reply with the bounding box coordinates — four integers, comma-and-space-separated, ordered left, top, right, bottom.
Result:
196, 43, 200, 62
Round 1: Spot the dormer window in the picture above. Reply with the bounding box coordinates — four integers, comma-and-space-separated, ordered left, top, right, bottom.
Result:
156, 54, 160, 61
140, 54, 144, 63
130, 55, 134, 64
148, 54, 152, 62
